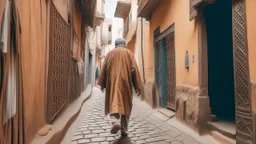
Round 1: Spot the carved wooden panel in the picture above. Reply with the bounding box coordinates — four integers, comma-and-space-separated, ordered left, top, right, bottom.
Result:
233, 0, 253, 143
165, 33, 176, 110
47, 1, 71, 122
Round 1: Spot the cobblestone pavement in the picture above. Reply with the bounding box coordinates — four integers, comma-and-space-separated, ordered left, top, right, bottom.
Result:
70, 88, 201, 144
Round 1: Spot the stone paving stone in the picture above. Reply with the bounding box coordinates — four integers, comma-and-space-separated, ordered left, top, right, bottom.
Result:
106, 137, 115, 141
83, 134, 98, 139
71, 141, 77, 144
91, 137, 106, 142
92, 129, 106, 134
70, 88, 202, 144
82, 130, 91, 134
77, 139, 90, 143
73, 132, 82, 136
72, 135, 83, 141
136, 140, 146, 144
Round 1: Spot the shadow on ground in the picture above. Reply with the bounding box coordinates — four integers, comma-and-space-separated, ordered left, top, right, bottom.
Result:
112, 136, 135, 144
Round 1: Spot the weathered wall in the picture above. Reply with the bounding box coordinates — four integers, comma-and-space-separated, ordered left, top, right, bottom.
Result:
146, 0, 202, 130
149, 0, 199, 86
246, 0, 256, 112
73, 1, 82, 40
16, 0, 47, 143
127, 37, 135, 54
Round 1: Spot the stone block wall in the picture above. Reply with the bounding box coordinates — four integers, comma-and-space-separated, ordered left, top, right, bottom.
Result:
175, 85, 210, 133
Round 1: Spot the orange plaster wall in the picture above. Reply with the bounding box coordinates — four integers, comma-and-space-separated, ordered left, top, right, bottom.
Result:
127, 38, 135, 54
149, 0, 199, 86
246, 0, 256, 112
16, 0, 47, 143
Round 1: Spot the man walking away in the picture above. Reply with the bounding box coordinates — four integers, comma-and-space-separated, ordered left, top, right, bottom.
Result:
97, 38, 143, 137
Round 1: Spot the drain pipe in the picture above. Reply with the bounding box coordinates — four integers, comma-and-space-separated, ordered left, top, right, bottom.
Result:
140, 18, 146, 84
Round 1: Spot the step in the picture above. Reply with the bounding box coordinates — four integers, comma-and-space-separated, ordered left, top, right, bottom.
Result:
208, 121, 236, 139
158, 108, 175, 118
211, 131, 236, 144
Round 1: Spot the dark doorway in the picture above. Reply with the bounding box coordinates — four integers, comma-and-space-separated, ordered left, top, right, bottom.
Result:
204, 0, 235, 121
88, 53, 93, 84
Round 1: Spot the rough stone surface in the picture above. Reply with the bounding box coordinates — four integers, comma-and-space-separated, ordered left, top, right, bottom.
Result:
71, 88, 201, 144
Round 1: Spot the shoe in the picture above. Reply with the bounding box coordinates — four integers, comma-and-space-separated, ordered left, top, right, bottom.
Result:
110, 124, 121, 134
121, 131, 128, 137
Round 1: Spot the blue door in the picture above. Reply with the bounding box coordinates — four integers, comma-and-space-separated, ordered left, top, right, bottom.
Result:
155, 39, 167, 108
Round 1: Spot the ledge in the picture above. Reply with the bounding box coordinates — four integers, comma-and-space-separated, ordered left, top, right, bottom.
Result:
114, 0, 131, 18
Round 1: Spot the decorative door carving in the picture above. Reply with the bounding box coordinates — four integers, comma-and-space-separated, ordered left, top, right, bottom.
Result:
47, 1, 71, 122
233, 0, 253, 143
165, 33, 176, 110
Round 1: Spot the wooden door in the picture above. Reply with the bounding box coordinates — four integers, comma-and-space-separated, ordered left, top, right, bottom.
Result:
156, 41, 162, 106
233, 0, 253, 143
165, 32, 176, 110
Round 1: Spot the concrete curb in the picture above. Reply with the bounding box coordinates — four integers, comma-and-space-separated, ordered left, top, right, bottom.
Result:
32, 85, 93, 144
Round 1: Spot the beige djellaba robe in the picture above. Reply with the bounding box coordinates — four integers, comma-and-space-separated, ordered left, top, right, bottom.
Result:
97, 47, 143, 117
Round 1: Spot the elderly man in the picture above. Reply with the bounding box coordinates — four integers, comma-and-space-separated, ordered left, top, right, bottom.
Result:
97, 38, 143, 137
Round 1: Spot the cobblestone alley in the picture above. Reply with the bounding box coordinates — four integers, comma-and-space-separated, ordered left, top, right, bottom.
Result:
69, 88, 201, 144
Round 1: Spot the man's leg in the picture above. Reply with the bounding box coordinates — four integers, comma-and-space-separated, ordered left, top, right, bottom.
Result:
109, 113, 121, 134
120, 114, 129, 136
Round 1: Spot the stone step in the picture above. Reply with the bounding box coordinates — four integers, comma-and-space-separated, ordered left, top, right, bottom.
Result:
211, 131, 236, 144
208, 121, 236, 140
158, 108, 175, 118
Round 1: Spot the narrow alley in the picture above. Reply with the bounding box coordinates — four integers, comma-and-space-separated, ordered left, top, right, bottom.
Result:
0, 0, 256, 144
67, 87, 201, 144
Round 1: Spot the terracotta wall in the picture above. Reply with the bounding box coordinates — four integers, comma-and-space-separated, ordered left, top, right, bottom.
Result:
149, 0, 199, 86
16, 0, 47, 143
127, 37, 135, 54
246, 0, 256, 112
74, 1, 82, 40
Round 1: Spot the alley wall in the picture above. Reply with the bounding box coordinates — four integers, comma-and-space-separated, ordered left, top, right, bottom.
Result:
246, 0, 256, 112
16, 0, 48, 142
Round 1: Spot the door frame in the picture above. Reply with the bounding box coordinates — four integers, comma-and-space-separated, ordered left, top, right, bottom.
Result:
154, 24, 175, 108
195, 0, 253, 143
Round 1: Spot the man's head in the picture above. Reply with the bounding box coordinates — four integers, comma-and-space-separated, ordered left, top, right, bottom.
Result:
115, 38, 126, 48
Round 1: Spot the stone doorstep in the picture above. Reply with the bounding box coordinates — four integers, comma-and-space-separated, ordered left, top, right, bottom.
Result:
31, 85, 93, 144
166, 118, 221, 144
158, 108, 176, 118
207, 121, 236, 140
211, 131, 236, 144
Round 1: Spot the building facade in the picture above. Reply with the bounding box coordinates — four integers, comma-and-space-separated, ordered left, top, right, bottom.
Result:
0, 0, 96, 144
137, 0, 256, 143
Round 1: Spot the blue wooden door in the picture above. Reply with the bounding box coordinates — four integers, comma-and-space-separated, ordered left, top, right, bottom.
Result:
155, 39, 167, 108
